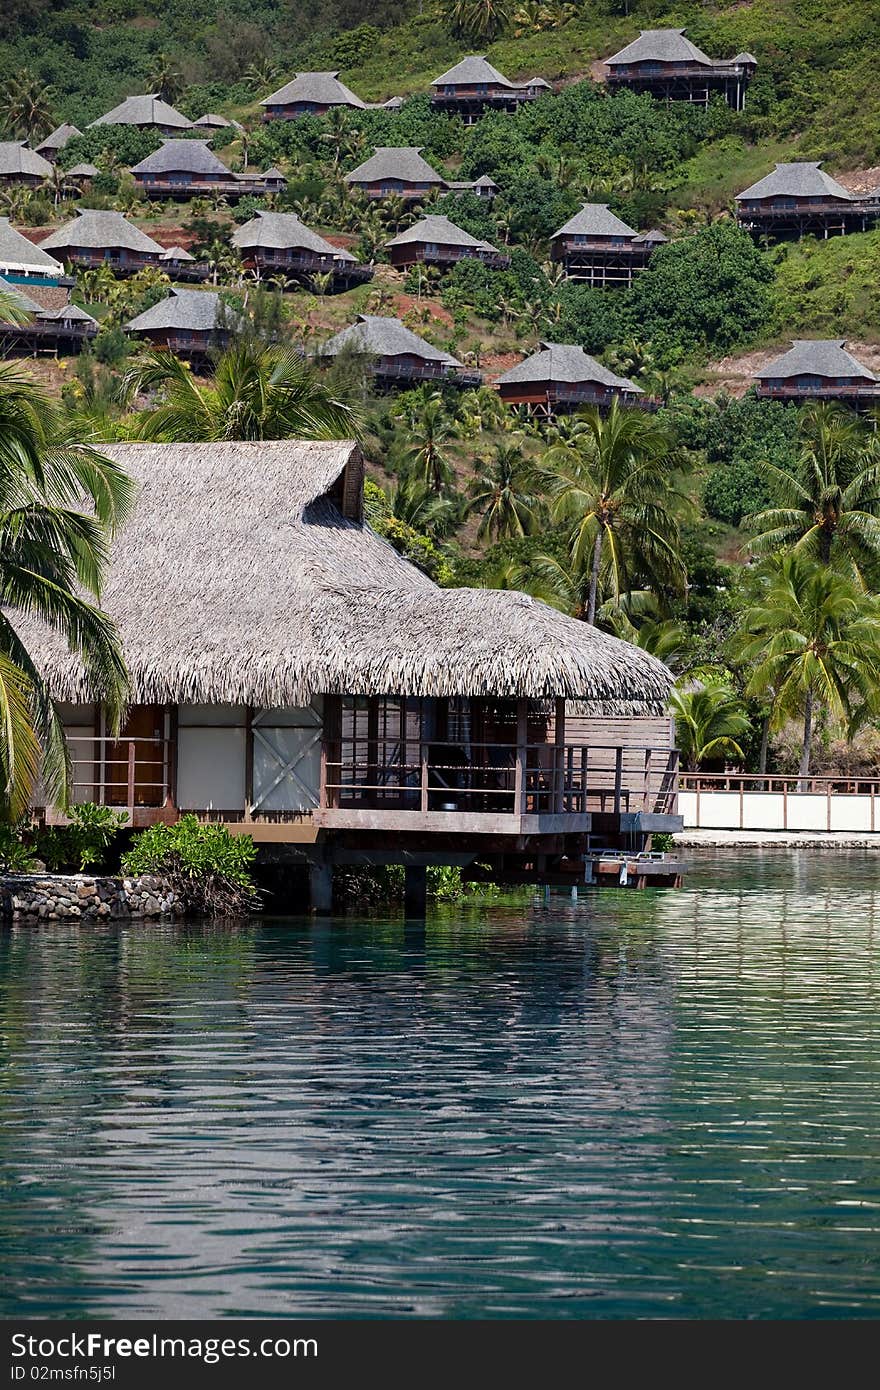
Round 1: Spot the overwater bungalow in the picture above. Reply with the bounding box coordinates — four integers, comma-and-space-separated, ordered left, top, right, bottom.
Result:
430, 56, 550, 121
130, 139, 285, 201
319, 314, 481, 389
232, 211, 371, 289
39, 210, 209, 281
344, 147, 495, 202
260, 72, 399, 119
18, 440, 684, 907
125, 288, 234, 358
754, 340, 880, 407
0, 218, 70, 297
0, 142, 52, 188
385, 214, 509, 270
34, 123, 83, 161
88, 94, 192, 134
604, 28, 756, 109
0, 278, 97, 354
735, 162, 880, 240
550, 204, 666, 286
495, 343, 644, 417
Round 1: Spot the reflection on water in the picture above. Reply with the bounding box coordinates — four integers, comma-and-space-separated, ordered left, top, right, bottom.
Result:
1, 849, 879, 1319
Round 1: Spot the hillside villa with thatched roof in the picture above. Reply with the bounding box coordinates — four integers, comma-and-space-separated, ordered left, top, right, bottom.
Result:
430, 56, 550, 120
0, 142, 52, 188
65, 162, 99, 188
344, 147, 496, 202
130, 139, 286, 200
320, 314, 481, 389
35, 123, 83, 160
735, 162, 880, 240
39, 210, 209, 280
754, 340, 880, 406
604, 28, 756, 109
550, 204, 666, 286
232, 211, 371, 290
0, 277, 97, 354
495, 344, 645, 417
125, 288, 235, 358
260, 71, 400, 119
16, 440, 683, 908
385, 214, 510, 270
0, 218, 70, 301
88, 93, 193, 133
193, 113, 244, 132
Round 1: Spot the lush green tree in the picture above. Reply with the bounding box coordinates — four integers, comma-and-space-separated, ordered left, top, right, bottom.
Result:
466, 441, 539, 541
669, 681, 751, 771
441, 0, 511, 43
0, 69, 54, 140
0, 365, 131, 816
537, 400, 689, 623
126, 343, 359, 442
740, 555, 880, 779
398, 396, 457, 494
746, 402, 880, 579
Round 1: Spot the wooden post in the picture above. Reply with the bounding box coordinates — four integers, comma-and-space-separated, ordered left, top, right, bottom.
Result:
320, 695, 342, 809
420, 743, 429, 814
554, 698, 565, 814
244, 706, 254, 821
643, 749, 652, 811
127, 741, 136, 814
516, 697, 528, 814
614, 747, 623, 816
404, 865, 427, 920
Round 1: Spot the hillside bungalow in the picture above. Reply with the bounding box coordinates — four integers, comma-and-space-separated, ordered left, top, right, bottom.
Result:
35, 123, 83, 160
261, 71, 379, 119
495, 343, 644, 417
126, 288, 234, 358
130, 139, 285, 200
604, 28, 756, 109
0, 218, 69, 296
18, 440, 684, 908
159, 245, 196, 276
754, 340, 880, 407
551, 203, 666, 286
232, 210, 371, 289
735, 162, 880, 240
40, 210, 208, 281
0, 278, 97, 354
0, 142, 52, 188
193, 113, 244, 132
344, 147, 495, 202
385, 214, 509, 270
65, 162, 99, 188
88, 94, 192, 134
430, 56, 550, 120
320, 314, 481, 389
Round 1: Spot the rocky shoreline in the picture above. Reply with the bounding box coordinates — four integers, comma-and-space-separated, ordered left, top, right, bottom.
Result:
677, 829, 880, 849
0, 873, 178, 922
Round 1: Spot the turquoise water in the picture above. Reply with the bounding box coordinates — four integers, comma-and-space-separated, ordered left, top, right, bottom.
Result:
1, 849, 879, 1319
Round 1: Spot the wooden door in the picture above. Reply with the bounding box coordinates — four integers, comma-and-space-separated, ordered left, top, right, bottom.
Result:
105, 705, 166, 807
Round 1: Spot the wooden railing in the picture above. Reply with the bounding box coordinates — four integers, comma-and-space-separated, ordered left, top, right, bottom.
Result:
373, 362, 483, 387
679, 770, 880, 833
322, 739, 679, 817
44, 734, 172, 813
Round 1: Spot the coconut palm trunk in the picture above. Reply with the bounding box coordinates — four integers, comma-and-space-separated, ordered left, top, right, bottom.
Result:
587, 529, 603, 626
799, 687, 814, 788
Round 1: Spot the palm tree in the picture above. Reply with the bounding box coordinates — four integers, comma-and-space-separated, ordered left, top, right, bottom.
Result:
600, 591, 688, 668
670, 681, 750, 772
746, 402, 880, 581
244, 58, 279, 92
740, 554, 880, 781
442, 0, 511, 41
0, 365, 131, 816
146, 52, 184, 103
124, 343, 359, 442
399, 396, 457, 493
466, 441, 540, 541
0, 70, 55, 142
389, 475, 459, 538
537, 400, 689, 624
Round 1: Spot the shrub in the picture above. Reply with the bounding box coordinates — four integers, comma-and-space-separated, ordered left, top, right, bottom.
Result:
0, 822, 39, 873
704, 459, 770, 527
92, 325, 130, 366
37, 803, 129, 874
121, 816, 259, 918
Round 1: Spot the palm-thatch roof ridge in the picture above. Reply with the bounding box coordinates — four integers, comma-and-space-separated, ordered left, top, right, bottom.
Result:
89, 94, 192, 129
737, 162, 854, 202
432, 56, 514, 88
0, 142, 52, 179
125, 288, 232, 333
130, 140, 230, 176
553, 203, 638, 239
755, 340, 878, 382
344, 147, 446, 185
386, 214, 501, 253
40, 210, 165, 255
261, 72, 367, 109
35, 123, 82, 155
9, 441, 673, 713
606, 29, 714, 67
232, 211, 356, 262
496, 343, 642, 392
320, 314, 461, 365
0, 218, 64, 275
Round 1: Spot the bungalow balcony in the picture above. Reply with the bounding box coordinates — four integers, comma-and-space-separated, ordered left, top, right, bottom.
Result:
498, 383, 653, 416
351, 181, 444, 202
0, 317, 97, 354
243, 248, 372, 288
606, 63, 753, 109
59, 248, 210, 281
133, 174, 279, 201
370, 357, 482, 389
553, 238, 657, 286
388, 244, 510, 271
737, 198, 880, 239
755, 379, 880, 405
430, 86, 538, 120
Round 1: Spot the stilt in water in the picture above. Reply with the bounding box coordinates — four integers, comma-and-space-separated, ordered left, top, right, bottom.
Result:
309, 859, 333, 914
404, 865, 428, 921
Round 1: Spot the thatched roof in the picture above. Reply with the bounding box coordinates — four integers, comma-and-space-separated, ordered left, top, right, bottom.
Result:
232, 210, 356, 261
194, 113, 244, 131
0, 275, 41, 315
66, 162, 99, 178
756, 340, 878, 383
0, 142, 52, 179
125, 288, 231, 333
0, 278, 96, 325
0, 218, 64, 276
344, 147, 446, 185
320, 314, 461, 365
737, 162, 853, 202
11, 441, 672, 712
553, 203, 637, 239
385, 213, 500, 253
496, 343, 642, 392
261, 72, 367, 109
606, 28, 714, 67
131, 139, 229, 176
40, 210, 165, 255
160, 244, 195, 261
89, 94, 192, 129
432, 55, 514, 88
35, 123, 82, 155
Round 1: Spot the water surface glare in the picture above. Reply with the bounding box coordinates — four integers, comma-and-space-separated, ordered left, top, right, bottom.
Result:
1, 849, 879, 1319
